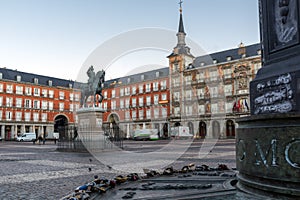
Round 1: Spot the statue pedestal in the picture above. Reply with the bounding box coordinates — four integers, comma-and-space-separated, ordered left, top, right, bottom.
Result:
77, 107, 112, 151
236, 114, 300, 197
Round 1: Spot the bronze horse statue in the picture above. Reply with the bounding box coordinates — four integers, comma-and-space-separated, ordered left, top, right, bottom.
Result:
80, 66, 105, 107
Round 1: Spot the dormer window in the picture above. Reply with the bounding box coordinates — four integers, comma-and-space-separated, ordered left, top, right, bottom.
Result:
201, 62, 205, 67
48, 80, 52, 86
141, 74, 144, 81
156, 71, 160, 78
257, 49, 261, 55
213, 59, 218, 64
0, 73, 2, 79
69, 83, 72, 88
16, 75, 21, 82
34, 78, 38, 84
227, 56, 232, 61
127, 77, 131, 83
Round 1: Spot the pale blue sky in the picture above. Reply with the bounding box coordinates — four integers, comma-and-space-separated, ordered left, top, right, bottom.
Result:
0, 0, 259, 80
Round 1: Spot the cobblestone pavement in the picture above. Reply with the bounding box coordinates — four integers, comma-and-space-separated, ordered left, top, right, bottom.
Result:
0, 139, 236, 199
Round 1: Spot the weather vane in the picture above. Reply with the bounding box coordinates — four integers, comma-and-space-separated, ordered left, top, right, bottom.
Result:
179, 0, 183, 8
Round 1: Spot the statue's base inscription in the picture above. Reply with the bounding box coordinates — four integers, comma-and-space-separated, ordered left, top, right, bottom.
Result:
250, 73, 296, 115
236, 114, 300, 197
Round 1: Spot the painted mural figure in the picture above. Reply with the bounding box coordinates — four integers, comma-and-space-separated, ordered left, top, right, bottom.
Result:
80, 66, 105, 107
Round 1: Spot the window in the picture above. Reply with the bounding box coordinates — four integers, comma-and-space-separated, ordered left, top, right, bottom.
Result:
199, 71, 205, 82
74, 94, 79, 101
146, 96, 151, 106
223, 68, 232, 79
174, 107, 180, 116
156, 71, 160, 78
25, 112, 31, 121
185, 75, 192, 84
59, 103, 64, 111
132, 86, 136, 95
197, 88, 204, 99
16, 98, 22, 108
42, 89, 47, 97
34, 78, 38, 84
125, 111, 130, 120
0, 96, 2, 106
49, 90, 54, 98
139, 110, 143, 119
103, 102, 107, 110
33, 100, 40, 109
173, 78, 180, 87
42, 101, 47, 110
33, 88, 40, 96
0, 111, 2, 120
69, 93, 74, 101
226, 102, 233, 113
111, 101, 116, 110
127, 77, 131, 83
125, 99, 130, 108
139, 97, 143, 107
33, 113, 39, 122
132, 98, 136, 107
120, 88, 124, 96
48, 80, 52, 86
16, 86, 23, 95
6, 97, 13, 107
141, 74, 144, 80
25, 87, 32, 95
154, 95, 159, 105
162, 108, 167, 118
48, 102, 53, 110
125, 87, 130, 96
185, 90, 192, 100
160, 80, 167, 90
42, 113, 47, 122
59, 91, 64, 100
174, 92, 180, 101
69, 104, 73, 112
139, 85, 143, 93
186, 106, 192, 116
132, 110, 136, 120
120, 99, 124, 109
16, 75, 21, 82
146, 83, 151, 92
6, 111, 12, 121
112, 90, 116, 98
0, 84, 3, 92
104, 91, 107, 99
254, 63, 262, 74
25, 99, 31, 108
211, 103, 218, 113
198, 104, 205, 114
161, 93, 167, 101
6, 85, 13, 93
146, 109, 151, 119
153, 82, 159, 91
16, 112, 22, 121
211, 87, 218, 98
224, 85, 232, 96
0, 73, 2, 79
210, 70, 218, 81
154, 108, 159, 119
69, 83, 72, 88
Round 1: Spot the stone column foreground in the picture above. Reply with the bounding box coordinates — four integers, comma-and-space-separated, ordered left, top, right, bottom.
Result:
236, 0, 300, 197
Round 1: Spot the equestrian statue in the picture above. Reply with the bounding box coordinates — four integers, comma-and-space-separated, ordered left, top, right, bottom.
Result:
80, 66, 105, 107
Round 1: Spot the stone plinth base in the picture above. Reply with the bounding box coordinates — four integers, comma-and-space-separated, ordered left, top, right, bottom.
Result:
236, 114, 300, 197
76, 107, 109, 151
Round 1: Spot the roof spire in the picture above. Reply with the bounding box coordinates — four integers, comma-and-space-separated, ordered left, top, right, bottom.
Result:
178, 0, 185, 33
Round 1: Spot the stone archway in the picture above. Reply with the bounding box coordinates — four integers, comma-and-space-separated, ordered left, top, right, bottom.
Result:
198, 121, 207, 139
54, 115, 69, 139
226, 120, 235, 138
212, 120, 220, 139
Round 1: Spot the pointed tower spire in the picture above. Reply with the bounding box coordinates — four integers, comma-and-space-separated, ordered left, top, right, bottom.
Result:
178, 0, 185, 33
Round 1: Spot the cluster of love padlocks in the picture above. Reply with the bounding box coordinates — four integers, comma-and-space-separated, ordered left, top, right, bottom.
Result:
62, 163, 231, 200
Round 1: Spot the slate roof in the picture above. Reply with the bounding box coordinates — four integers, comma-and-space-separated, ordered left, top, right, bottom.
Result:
104, 67, 169, 88
0, 67, 80, 89
193, 43, 261, 68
